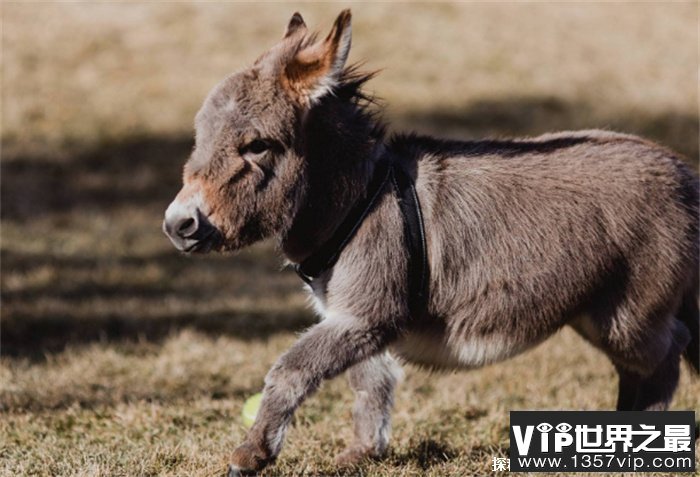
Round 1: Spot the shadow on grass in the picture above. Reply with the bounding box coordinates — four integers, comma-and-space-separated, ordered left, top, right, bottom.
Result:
2, 308, 314, 360
388, 438, 459, 470
1, 248, 314, 359
1, 135, 192, 220
397, 96, 698, 166
1, 248, 282, 302
1, 96, 697, 358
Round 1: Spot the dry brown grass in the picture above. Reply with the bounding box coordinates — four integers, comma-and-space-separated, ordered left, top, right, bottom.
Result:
3, 3, 698, 160
1, 3, 698, 476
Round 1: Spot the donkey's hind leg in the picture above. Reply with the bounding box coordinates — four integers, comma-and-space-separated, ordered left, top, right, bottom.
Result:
571, 313, 689, 411
335, 351, 403, 466
569, 315, 640, 410
627, 320, 690, 411
615, 366, 640, 411
610, 318, 690, 411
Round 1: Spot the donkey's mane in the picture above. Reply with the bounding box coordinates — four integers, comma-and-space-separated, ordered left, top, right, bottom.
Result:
327, 65, 386, 140
328, 67, 592, 161
334, 65, 377, 104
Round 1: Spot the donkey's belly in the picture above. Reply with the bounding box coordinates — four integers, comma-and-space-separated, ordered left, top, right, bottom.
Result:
391, 329, 540, 370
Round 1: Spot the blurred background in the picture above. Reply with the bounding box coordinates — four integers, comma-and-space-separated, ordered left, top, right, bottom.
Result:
2, 3, 698, 476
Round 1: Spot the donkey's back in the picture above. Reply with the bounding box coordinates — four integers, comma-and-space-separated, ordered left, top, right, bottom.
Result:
394, 129, 699, 399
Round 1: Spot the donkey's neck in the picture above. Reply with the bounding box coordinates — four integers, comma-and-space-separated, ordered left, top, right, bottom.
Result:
281, 99, 383, 263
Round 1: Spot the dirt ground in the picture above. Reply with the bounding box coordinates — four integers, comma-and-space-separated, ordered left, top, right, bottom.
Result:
1, 3, 698, 476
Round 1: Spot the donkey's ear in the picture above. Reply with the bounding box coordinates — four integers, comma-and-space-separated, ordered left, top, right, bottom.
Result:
284, 12, 306, 38
283, 9, 352, 104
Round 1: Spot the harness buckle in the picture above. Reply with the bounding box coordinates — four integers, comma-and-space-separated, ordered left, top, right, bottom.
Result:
294, 264, 313, 285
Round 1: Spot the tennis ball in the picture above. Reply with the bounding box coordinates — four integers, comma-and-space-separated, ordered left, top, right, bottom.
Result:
242, 392, 263, 428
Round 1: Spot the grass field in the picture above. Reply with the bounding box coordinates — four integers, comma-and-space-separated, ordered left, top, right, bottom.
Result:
1, 3, 699, 476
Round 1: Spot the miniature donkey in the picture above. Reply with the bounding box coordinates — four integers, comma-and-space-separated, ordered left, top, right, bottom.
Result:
163, 10, 699, 475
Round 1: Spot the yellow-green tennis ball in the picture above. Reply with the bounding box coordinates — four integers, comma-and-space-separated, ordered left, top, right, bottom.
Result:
242, 392, 263, 428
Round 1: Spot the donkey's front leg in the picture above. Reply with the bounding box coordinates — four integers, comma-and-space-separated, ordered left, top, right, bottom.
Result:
335, 352, 403, 466
228, 320, 396, 475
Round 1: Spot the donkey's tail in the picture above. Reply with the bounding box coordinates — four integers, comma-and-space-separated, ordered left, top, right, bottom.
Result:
679, 283, 699, 375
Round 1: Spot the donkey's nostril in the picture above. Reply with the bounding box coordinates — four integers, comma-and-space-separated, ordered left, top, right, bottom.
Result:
176, 217, 197, 237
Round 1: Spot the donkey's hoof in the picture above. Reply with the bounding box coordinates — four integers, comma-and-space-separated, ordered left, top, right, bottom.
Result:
226, 463, 259, 477
334, 444, 378, 467
226, 464, 242, 477
229, 441, 269, 475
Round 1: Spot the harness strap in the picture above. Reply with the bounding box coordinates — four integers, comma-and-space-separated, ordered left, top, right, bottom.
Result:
391, 162, 429, 316
294, 160, 392, 283
294, 154, 429, 317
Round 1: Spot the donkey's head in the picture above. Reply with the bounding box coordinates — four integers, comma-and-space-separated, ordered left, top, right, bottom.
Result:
164, 10, 353, 253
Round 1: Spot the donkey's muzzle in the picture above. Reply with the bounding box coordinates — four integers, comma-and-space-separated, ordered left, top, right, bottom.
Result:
163, 208, 221, 254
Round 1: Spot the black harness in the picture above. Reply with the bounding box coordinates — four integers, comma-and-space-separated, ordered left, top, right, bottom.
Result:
294, 154, 429, 317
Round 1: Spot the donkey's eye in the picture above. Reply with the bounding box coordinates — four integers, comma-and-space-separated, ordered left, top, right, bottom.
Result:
240, 139, 270, 156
